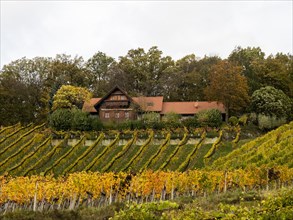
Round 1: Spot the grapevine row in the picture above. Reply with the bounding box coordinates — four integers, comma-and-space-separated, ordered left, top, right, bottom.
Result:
177, 131, 206, 172
0, 135, 38, 170
121, 130, 154, 172
0, 166, 292, 211
159, 133, 188, 170
0, 123, 31, 145
204, 130, 223, 160
211, 121, 293, 169
6, 137, 51, 175
61, 132, 105, 175
0, 123, 45, 156
102, 131, 138, 172
84, 132, 120, 172
139, 132, 171, 172
0, 123, 20, 136
23, 135, 69, 176
43, 136, 85, 176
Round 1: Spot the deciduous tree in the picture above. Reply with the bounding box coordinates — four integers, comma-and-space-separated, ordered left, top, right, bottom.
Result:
52, 85, 92, 111
251, 86, 292, 120
85, 52, 116, 96
228, 46, 265, 95
204, 61, 250, 118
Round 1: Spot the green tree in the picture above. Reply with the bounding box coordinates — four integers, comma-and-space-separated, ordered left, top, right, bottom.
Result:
258, 53, 293, 98
251, 86, 292, 120
114, 46, 174, 96
0, 57, 52, 125
85, 52, 116, 96
204, 60, 250, 118
163, 55, 221, 101
52, 85, 92, 111
228, 46, 265, 95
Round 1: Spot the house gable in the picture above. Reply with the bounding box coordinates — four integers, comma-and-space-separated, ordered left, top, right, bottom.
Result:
92, 85, 139, 121
82, 86, 226, 121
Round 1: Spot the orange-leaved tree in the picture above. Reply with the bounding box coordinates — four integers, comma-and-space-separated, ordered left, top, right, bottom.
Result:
204, 60, 249, 119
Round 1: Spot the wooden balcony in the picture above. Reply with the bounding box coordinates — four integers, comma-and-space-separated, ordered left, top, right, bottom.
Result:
103, 100, 129, 108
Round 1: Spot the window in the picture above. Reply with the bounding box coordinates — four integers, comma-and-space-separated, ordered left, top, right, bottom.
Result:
125, 112, 129, 118
110, 95, 118, 100
121, 96, 126, 100
115, 112, 120, 118
105, 112, 110, 118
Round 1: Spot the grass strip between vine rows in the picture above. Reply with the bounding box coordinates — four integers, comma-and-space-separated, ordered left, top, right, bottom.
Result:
44, 136, 85, 176
61, 133, 105, 175
121, 130, 154, 172
177, 131, 206, 172
102, 131, 138, 172
139, 132, 171, 173
84, 133, 120, 172
159, 132, 188, 170
23, 134, 69, 176
6, 136, 52, 175
0, 123, 45, 156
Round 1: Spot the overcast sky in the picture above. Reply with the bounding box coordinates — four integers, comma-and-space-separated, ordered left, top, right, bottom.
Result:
1, 1, 292, 68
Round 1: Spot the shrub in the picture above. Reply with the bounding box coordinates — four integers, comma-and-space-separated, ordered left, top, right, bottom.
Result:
228, 116, 238, 126
90, 117, 103, 131
162, 112, 182, 128
258, 114, 286, 131
249, 112, 258, 124
142, 112, 160, 124
197, 109, 222, 128
48, 109, 72, 131
71, 109, 91, 131
182, 116, 199, 128
239, 114, 248, 126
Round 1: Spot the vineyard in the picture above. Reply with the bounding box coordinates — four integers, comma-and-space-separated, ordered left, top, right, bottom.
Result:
0, 124, 238, 176
210, 121, 293, 170
0, 122, 292, 216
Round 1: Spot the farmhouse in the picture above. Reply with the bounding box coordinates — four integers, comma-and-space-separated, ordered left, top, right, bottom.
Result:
82, 85, 226, 122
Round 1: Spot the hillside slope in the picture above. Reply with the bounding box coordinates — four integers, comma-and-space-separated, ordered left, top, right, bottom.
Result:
209, 121, 293, 170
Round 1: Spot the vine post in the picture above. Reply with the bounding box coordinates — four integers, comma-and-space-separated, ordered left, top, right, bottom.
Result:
224, 170, 227, 193
33, 181, 38, 211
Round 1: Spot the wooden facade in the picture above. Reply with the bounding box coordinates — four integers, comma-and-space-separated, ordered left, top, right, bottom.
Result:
94, 87, 138, 122
83, 85, 227, 122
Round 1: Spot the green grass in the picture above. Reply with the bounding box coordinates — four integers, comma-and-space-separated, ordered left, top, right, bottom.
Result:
131, 143, 158, 172
92, 143, 123, 172
166, 144, 194, 170
111, 144, 141, 172
149, 145, 177, 170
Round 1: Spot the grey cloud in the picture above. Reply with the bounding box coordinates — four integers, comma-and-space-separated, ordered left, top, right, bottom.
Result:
1, 1, 292, 67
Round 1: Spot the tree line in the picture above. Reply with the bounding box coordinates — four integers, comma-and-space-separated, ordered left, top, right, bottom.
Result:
0, 46, 292, 126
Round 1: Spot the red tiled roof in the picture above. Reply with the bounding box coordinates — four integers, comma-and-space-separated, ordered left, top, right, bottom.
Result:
132, 97, 163, 112
161, 101, 226, 115
82, 98, 101, 113
83, 97, 226, 115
